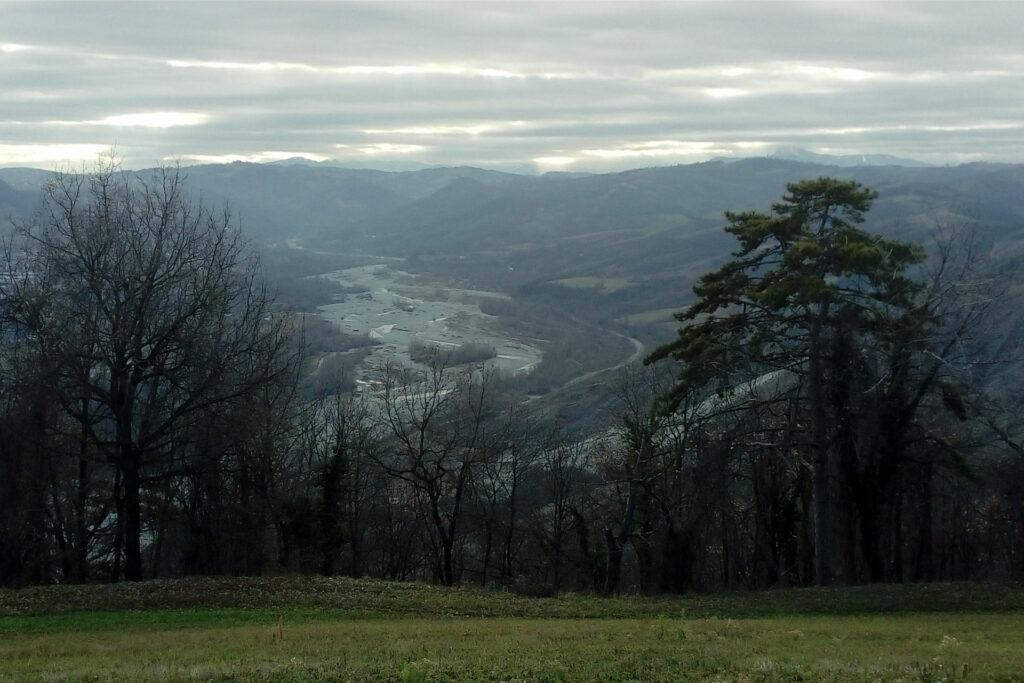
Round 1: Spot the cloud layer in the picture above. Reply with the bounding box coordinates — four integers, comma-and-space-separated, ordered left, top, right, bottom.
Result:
3, 2, 1024, 171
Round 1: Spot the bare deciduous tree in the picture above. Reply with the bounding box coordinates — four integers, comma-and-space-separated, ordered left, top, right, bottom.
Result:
1, 159, 296, 581
373, 358, 498, 585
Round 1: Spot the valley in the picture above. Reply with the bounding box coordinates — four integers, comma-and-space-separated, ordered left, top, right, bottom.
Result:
3, 155, 1024, 596
316, 263, 542, 378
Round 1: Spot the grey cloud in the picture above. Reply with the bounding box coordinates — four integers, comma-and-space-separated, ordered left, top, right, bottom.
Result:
3, 1, 1024, 170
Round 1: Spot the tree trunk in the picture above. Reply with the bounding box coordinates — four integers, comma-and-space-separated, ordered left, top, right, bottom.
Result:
809, 310, 832, 586
502, 474, 519, 584
347, 456, 362, 578
110, 471, 123, 583
602, 527, 624, 596
858, 488, 885, 582
75, 455, 89, 583
122, 458, 143, 582
429, 488, 457, 586
914, 461, 934, 581
660, 521, 693, 593
441, 533, 456, 586
320, 454, 342, 577
603, 481, 638, 595
73, 393, 92, 583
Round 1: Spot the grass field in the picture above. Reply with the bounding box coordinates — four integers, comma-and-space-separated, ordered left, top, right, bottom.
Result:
3, 577, 1024, 681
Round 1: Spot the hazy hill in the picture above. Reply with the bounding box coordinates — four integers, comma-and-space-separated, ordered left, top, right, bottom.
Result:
4, 158, 1023, 302
347, 159, 1024, 255
0, 177, 39, 230
3, 156, 1022, 427
0, 167, 53, 192
347, 159, 829, 253
170, 163, 533, 240
767, 146, 931, 168
179, 163, 408, 239
6, 157, 1022, 251
308, 159, 1024, 333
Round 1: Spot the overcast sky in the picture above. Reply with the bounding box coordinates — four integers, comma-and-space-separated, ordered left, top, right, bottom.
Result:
3, 1, 1023, 172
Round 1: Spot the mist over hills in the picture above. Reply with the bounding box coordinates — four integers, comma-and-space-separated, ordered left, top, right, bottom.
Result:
2, 154, 1022, 430
0, 177, 40, 229
766, 147, 932, 168
3, 155, 1023, 325
189, 157, 1024, 271
279, 158, 1024, 309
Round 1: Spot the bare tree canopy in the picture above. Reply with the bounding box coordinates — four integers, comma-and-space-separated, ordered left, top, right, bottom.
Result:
1, 158, 296, 581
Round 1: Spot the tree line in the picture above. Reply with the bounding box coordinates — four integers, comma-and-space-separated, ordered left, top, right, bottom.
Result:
1, 166, 1021, 592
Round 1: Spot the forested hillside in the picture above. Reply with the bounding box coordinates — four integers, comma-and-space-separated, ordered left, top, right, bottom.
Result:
1, 158, 1022, 593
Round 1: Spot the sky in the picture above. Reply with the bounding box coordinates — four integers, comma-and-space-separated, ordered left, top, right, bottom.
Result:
3, 1, 1024, 173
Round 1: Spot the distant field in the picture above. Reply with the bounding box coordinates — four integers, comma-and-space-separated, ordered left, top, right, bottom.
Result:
3, 577, 1024, 681
616, 307, 681, 325
549, 276, 633, 293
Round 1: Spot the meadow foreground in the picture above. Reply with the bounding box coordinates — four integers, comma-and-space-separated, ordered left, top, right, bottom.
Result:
3, 577, 1024, 681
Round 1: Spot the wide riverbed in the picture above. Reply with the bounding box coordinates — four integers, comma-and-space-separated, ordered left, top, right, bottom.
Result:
317, 264, 542, 377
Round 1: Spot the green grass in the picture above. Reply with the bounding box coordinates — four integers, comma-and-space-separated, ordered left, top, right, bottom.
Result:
3, 578, 1024, 681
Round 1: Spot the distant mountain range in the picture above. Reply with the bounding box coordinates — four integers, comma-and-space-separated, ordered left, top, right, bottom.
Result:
3, 153, 1022, 428
267, 147, 933, 170
765, 147, 931, 168
3, 156, 1022, 328
0, 174, 41, 226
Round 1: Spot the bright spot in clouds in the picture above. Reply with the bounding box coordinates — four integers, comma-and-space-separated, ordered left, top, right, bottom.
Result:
705, 88, 749, 99
334, 64, 526, 79
0, 143, 110, 165
533, 156, 577, 169
168, 58, 527, 79
720, 67, 755, 78
44, 112, 209, 129
2, 2, 1024, 169
175, 151, 329, 164
167, 59, 318, 72
583, 141, 721, 159
336, 143, 426, 156
363, 122, 528, 137
783, 64, 880, 82
101, 112, 209, 128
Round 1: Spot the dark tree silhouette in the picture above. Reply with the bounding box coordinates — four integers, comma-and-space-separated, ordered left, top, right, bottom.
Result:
1, 159, 295, 581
